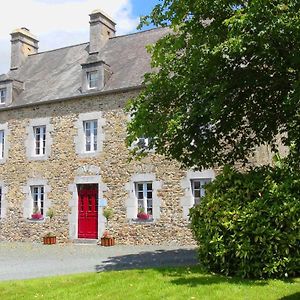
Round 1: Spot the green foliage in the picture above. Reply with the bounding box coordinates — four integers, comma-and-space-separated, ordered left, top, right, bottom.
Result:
46, 208, 55, 219
127, 0, 300, 169
189, 164, 300, 278
103, 208, 114, 222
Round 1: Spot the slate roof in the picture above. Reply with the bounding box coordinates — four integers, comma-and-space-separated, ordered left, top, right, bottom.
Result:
0, 27, 169, 109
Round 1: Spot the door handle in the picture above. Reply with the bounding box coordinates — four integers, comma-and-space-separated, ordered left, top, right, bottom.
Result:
85, 212, 88, 218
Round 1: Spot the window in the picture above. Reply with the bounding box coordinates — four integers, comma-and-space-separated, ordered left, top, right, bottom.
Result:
33, 126, 46, 156
0, 88, 6, 104
83, 120, 98, 152
135, 182, 153, 216
31, 186, 44, 216
191, 179, 211, 205
136, 136, 150, 149
0, 130, 4, 159
87, 71, 98, 89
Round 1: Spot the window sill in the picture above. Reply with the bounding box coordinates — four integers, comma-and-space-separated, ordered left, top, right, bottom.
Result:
130, 218, 155, 224
26, 218, 45, 223
28, 155, 48, 161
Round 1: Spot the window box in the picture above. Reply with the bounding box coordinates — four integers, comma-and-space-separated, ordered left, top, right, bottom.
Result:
31, 213, 43, 220
137, 212, 152, 220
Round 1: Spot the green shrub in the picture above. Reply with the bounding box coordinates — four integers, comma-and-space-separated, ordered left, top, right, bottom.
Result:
189, 165, 300, 278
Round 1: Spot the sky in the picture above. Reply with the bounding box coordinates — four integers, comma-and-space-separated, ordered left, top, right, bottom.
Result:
0, 0, 159, 75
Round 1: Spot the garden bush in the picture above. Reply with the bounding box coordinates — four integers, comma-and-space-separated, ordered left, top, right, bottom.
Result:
189, 164, 300, 278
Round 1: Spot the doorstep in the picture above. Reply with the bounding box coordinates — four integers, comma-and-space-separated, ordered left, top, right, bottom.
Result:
73, 239, 98, 245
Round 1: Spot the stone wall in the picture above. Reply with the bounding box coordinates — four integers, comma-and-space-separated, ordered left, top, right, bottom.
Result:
0, 90, 273, 245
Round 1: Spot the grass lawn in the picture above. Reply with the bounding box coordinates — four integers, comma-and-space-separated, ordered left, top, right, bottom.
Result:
0, 266, 299, 300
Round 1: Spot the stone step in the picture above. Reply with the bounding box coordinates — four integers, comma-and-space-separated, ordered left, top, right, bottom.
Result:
73, 239, 98, 245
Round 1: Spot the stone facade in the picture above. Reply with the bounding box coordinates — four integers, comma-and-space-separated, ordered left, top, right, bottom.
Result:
0, 87, 276, 245
0, 10, 276, 246
0, 90, 201, 245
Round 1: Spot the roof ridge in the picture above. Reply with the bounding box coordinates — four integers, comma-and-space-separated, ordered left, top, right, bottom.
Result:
28, 42, 89, 57
27, 27, 165, 57
110, 27, 165, 40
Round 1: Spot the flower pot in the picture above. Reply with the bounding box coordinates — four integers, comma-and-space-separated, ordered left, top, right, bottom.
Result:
100, 237, 115, 246
43, 236, 56, 245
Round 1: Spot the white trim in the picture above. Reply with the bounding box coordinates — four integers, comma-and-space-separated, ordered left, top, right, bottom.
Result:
74, 112, 105, 157
0, 122, 9, 164
125, 173, 162, 221
0, 181, 8, 219
68, 174, 107, 240
25, 117, 53, 161
180, 169, 215, 219
22, 178, 51, 219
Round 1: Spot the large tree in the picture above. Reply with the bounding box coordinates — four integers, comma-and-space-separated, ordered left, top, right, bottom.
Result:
127, 0, 300, 169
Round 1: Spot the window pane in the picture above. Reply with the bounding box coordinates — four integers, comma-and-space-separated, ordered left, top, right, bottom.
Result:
138, 191, 144, 199
138, 199, 143, 209
147, 191, 152, 199
193, 181, 200, 189
194, 190, 200, 198
137, 183, 143, 191
147, 183, 152, 191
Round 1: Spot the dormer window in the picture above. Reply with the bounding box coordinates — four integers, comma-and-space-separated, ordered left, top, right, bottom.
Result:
0, 88, 6, 104
87, 71, 98, 89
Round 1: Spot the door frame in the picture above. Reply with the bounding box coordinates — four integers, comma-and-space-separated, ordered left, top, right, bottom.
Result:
68, 175, 107, 240
77, 183, 99, 239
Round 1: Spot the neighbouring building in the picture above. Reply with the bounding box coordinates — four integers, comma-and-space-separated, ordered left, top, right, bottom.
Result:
0, 9, 273, 245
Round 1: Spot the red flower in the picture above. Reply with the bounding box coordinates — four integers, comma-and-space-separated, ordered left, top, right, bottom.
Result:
137, 212, 151, 220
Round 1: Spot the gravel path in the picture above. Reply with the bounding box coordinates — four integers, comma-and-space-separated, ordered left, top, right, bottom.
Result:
0, 242, 198, 281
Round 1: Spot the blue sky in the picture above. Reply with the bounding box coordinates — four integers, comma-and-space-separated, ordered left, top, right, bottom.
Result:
0, 0, 161, 74
131, 0, 159, 18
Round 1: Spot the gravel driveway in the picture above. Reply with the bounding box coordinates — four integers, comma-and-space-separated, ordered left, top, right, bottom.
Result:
0, 242, 198, 281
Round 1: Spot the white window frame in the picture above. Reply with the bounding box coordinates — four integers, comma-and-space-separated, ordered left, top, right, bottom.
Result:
180, 169, 215, 219
0, 186, 2, 218
135, 182, 153, 216
0, 182, 7, 219
22, 178, 51, 220
25, 118, 52, 161
0, 88, 6, 104
74, 112, 105, 157
0, 130, 4, 159
191, 178, 212, 205
125, 173, 162, 222
31, 185, 45, 216
33, 126, 46, 156
87, 71, 98, 89
83, 120, 98, 153
0, 122, 9, 164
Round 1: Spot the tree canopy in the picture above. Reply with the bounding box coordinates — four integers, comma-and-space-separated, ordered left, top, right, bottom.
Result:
126, 0, 300, 169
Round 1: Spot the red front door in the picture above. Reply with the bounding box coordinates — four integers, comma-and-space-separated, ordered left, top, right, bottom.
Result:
78, 185, 98, 239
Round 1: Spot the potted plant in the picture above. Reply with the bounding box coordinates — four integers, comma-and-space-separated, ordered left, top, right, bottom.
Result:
137, 208, 151, 220
100, 207, 115, 246
43, 208, 56, 245
31, 205, 43, 220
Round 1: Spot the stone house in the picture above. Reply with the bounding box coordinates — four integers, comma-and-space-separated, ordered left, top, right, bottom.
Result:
0, 10, 272, 245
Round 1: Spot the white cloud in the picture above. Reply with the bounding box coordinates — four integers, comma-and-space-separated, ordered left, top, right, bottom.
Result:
0, 0, 139, 74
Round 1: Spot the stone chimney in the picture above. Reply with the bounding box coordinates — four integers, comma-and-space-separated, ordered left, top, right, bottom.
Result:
89, 9, 116, 54
10, 27, 39, 70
